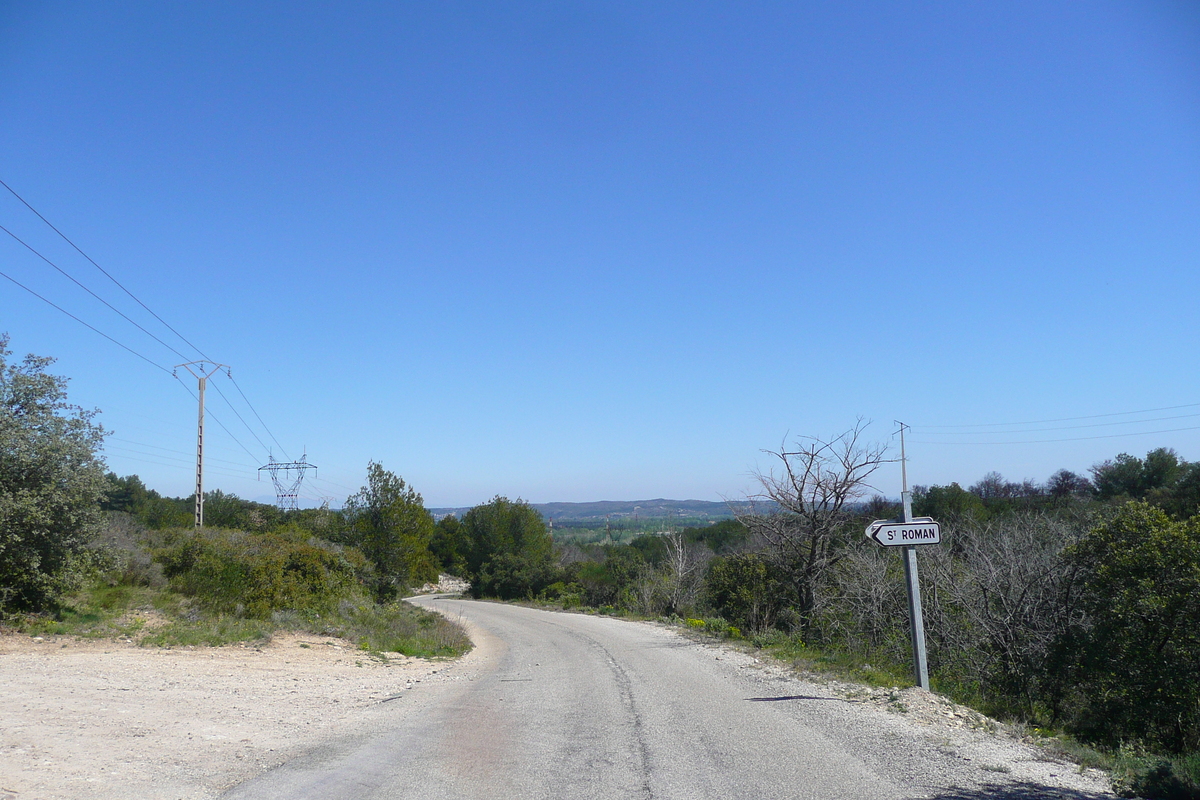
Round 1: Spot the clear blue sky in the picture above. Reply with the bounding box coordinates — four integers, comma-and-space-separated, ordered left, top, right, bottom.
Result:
2, 1, 1198, 508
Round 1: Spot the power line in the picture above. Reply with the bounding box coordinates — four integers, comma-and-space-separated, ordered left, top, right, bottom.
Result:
172, 374, 262, 462
108, 436, 260, 470
103, 444, 260, 478
306, 474, 361, 494
3, 178, 297, 476
0, 266, 172, 374
915, 411, 1200, 437
208, 378, 271, 457
103, 453, 265, 484
1, 222, 191, 361
0, 177, 212, 362
913, 423, 1200, 446
229, 374, 290, 460
916, 401, 1200, 430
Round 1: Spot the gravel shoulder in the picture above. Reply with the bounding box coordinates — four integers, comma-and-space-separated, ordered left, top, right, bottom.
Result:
685, 637, 1117, 798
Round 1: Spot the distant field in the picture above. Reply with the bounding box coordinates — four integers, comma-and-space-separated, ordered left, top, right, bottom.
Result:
429, 498, 739, 524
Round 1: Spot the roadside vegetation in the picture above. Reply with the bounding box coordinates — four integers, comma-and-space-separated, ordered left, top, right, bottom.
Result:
0, 336, 469, 659
5, 335, 1200, 797
434, 424, 1200, 800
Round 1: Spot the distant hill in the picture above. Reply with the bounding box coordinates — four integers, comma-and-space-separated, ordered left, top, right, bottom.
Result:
429, 498, 740, 522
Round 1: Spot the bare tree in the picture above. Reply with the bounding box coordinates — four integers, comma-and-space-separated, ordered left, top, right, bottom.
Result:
817, 539, 906, 657
923, 509, 1092, 719
735, 419, 890, 635
629, 562, 668, 616
663, 531, 712, 614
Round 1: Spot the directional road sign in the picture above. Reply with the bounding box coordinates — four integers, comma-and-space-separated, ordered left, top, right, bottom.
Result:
865, 517, 941, 547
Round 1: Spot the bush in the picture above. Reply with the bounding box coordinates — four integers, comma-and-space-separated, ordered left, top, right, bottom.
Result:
1114, 752, 1200, 800
320, 600, 471, 657
90, 512, 166, 588
473, 551, 558, 600
156, 528, 370, 617
538, 581, 584, 609
704, 553, 789, 634
1059, 502, 1200, 752
462, 497, 556, 599
0, 337, 108, 612
567, 546, 644, 608
337, 463, 439, 601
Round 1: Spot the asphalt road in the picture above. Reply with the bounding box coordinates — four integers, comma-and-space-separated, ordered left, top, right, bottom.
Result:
221, 598, 1110, 800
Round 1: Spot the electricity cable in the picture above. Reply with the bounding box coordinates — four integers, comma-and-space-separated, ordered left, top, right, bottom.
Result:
104, 445, 260, 478
108, 437, 260, 470
106, 455, 264, 483
306, 474, 361, 493
0, 177, 212, 362
228, 374, 290, 460
916, 401, 1200, 430
1, 223, 192, 362
208, 378, 271, 457
915, 411, 1200, 436
2, 179, 300, 479
0, 266, 172, 374
173, 375, 262, 462
913, 423, 1200, 446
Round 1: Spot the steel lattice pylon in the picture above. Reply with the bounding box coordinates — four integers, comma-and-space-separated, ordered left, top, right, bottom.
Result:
259, 453, 317, 511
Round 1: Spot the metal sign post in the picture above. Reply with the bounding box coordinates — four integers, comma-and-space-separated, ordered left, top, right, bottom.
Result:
864, 423, 933, 690
900, 485, 929, 690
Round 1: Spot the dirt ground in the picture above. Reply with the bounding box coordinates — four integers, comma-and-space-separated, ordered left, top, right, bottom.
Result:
0, 626, 474, 800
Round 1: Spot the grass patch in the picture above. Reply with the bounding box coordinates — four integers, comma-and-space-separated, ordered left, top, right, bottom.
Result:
1110, 749, 1200, 799
316, 601, 471, 658
141, 615, 274, 647
6, 576, 471, 659
14, 583, 164, 639
1038, 735, 1110, 771
752, 631, 914, 688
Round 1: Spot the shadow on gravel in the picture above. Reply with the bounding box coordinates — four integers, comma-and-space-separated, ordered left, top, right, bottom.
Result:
746, 695, 846, 702
925, 782, 1114, 799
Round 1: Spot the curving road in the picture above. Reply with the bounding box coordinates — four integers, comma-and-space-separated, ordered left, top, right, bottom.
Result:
221, 598, 1111, 800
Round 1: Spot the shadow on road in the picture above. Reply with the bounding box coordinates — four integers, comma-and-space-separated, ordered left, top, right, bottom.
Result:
924, 782, 1114, 799
745, 695, 846, 702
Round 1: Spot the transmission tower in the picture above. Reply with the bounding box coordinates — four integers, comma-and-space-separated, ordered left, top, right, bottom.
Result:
259, 453, 317, 511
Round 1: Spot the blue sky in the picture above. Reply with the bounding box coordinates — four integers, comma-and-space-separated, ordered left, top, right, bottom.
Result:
2, 1, 1198, 508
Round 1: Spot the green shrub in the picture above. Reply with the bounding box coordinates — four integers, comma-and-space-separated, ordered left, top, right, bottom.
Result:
336, 464, 439, 602
537, 580, 585, 609
462, 497, 556, 599
704, 553, 789, 634
155, 528, 369, 617
320, 601, 471, 657
474, 551, 559, 600
0, 337, 109, 613
1059, 502, 1200, 752
91, 512, 166, 588
1113, 752, 1200, 800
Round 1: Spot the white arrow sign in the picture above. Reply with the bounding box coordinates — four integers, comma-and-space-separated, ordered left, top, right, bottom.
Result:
865, 517, 941, 546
